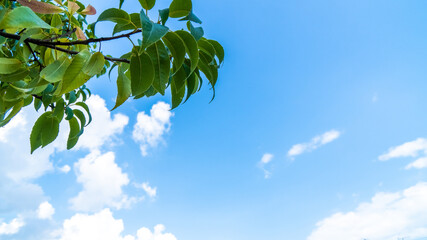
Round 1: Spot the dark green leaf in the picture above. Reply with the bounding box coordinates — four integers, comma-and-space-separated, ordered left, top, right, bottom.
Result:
159, 8, 169, 25
207, 39, 224, 64
175, 30, 199, 72
112, 65, 131, 110
138, 0, 156, 10
162, 31, 186, 73
170, 76, 185, 109
169, 0, 192, 18
67, 117, 80, 150
179, 11, 202, 24
146, 41, 170, 95
140, 10, 169, 49
74, 102, 92, 126
130, 50, 155, 96
97, 8, 130, 24
65, 106, 74, 120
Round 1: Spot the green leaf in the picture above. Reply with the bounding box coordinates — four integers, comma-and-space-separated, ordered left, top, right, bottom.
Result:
188, 22, 204, 41
97, 8, 130, 24
0, 7, 52, 29
72, 109, 86, 128
59, 50, 91, 94
74, 102, 92, 126
82, 52, 105, 76
30, 111, 60, 153
112, 65, 131, 110
40, 58, 71, 83
67, 116, 80, 150
183, 72, 198, 103
34, 98, 42, 111
198, 51, 218, 87
52, 99, 65, 120
172, 63, 189, 91
119, 0, 125, 9
170, 76, 185, 109
179, 11, 202, 24
146, 41, 170, 95
0, 58, 22, 74
0, 68, 29, 82
65, 106, 74, 120
112, 13, 141, 35
162, 31, 186, 73
207, 39, 225, 64
169, 0, 192, 18
175, 30, 199, 72
138, 0, 156, 10
140, 10, 169, 49
0, 100, 23, 127
198, 38, 216, 63
159, 8, 169, 25
130, 50, 155, 96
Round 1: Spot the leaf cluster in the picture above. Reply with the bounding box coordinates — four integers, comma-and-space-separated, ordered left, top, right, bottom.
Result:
0, 0, 224, 152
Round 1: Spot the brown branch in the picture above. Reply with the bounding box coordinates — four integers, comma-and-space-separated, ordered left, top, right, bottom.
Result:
25, 42, 44, 71
39, 29, 142, 46
0, 31, 131, 63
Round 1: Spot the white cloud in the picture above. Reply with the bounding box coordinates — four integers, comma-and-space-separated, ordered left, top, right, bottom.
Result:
59, 165, 71, 174
0, 217, 25, 235
58, 209, 134, 240
70, 150, 136, 212
258, 153, 274, 179
135, 182, 157, 198
74, 95, 129, 151
132, 102, 173, 156
287, 130, 341, 158
56, 209, 177, 240
379, 138, 427, 169
307, 182, 427, 240
37, 201, 55, 220
136, 224, 177, 240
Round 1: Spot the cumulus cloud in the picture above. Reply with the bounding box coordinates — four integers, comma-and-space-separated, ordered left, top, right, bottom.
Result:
132, 102, 173, 156
74, 95, 129, 151
0, 94, 130, 212
135, 182, 157, 199
56, 209, 177, 240
0, 216, 25, 235
70, 150, 137, 212
37, 201, 55, 220
258, 153, 274, 178
378, 138, 427, 169
308, 182, 427, 240
287, 130, 341, 158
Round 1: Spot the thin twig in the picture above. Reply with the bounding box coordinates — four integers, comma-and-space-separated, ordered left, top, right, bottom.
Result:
25, 42, 44, 71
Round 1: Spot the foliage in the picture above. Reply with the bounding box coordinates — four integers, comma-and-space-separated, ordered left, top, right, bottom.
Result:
0, 0, 224, 153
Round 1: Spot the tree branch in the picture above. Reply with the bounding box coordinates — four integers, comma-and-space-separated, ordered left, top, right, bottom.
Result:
25, 42, 44, 71
0, 30, 131, 63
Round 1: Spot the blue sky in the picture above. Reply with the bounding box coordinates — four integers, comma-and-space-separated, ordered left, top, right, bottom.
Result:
2, 0, 427, 239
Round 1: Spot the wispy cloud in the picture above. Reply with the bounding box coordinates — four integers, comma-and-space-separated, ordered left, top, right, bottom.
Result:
132, 102, 173, 157
258, 153, 274, 178
135, 182, 157, 199
378, 138, 427, 169
287, 130, 341, 159
308, 182, 427, 240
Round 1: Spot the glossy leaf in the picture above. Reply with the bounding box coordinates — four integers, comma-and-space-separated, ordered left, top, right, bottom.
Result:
40, 58, 71, 83
82, 52, 105, 76
59, 50, 91, 94
208, 39, 225, 64
146, 41, 170, 95
0, 7, 52, 29
130, 51, 155, 96
0, 58, 22, 74
162, 31, 186, 73
140, 10, 169, 49
67, 117, 80, 149
170, 76, 185, 109
112, 65, 131, 110
30, 112, 60, 153
97, 8, 130, 24
138, 0, 156, 10
175, 30, 199, 72
169, 0, 192, 18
